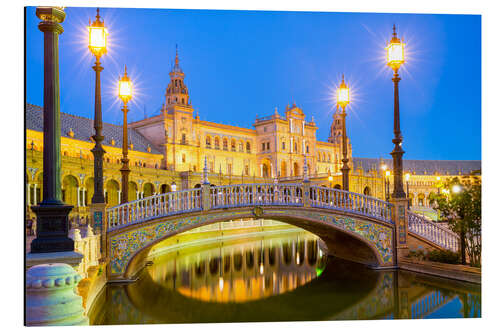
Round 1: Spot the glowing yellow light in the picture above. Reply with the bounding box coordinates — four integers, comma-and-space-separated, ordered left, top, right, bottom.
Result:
328, 175, 333, 182
218, 277, 224, 291
381, 164, 387, 171
385, 170, 391, 177
118, 66, 133, 103
405, 173, 410, 182
436, 176, 441, 181
88, 9, 108, 57
336, 74, 350, 107
386, 25, 405, 71
296, 253, 300, 265
452, 185, 462, 194
259, 263, 264, 275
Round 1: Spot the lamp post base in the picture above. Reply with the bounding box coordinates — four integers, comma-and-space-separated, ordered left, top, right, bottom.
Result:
30, 204, 74, 253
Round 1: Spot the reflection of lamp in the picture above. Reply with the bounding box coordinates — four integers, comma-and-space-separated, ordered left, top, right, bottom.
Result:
219, 276, 224, 292
171, 182, 177, 192
259, 239, 265, 275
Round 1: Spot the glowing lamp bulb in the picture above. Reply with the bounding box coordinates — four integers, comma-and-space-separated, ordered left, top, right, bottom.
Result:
336, 75, 350, 107
386, 26, 405, 71
385, 170, 391, 177
405, 173, 410, 182
452, 185, 462, 194
218, 277, 224, 291
88, 9, 108, 57
118, 67, 133, 103
171, 182, 177, 192
328, 175, 333, 182
259, 263, 264, 275
296, 253, 300, 265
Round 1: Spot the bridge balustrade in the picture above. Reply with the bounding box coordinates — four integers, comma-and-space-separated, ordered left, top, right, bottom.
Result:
310, 186, 393, 224
107, 188, 202, 231
210, 183, 304, 209
408, 211, 459, 252
105, 183, 396, 232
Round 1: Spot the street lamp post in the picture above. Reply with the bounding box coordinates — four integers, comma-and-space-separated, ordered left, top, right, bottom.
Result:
386, 25, 406, 199
385, 170, 391, 202
88, 8, 108, 205
30, 7, 74, 253
328, 170, 333, 189
118, 66, 133, 204
405, 173, 411, 208
337, 74, 350, 191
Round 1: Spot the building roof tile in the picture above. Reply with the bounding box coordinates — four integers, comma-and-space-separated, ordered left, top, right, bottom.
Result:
26, 104, 162, 154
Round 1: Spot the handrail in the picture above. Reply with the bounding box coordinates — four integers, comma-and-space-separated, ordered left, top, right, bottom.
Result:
106, 188, 202, 231
210, 183, 304, 209
309, 185, 393, 224
105, 183, 397, 232
408, 211, 459, 252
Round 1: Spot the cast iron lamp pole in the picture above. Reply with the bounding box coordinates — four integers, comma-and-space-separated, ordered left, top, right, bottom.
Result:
88, 8, 108, 204
405, 173, 411, 208
118, 66, 133, 204
337, 74, 350, 191
30, 7, 74, 253
385, 170, 391, 202
386, 25, 406, 199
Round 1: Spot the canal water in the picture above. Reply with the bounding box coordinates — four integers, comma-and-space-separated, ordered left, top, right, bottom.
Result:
90, 227, 480, 324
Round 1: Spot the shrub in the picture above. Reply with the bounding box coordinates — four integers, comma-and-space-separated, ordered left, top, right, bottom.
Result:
426, 249, 460, 264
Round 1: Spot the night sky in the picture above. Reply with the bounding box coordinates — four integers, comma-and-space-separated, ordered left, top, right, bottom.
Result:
25, 7, 481, 160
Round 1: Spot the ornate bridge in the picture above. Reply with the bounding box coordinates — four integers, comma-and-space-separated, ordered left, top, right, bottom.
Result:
104, 182, 459, 280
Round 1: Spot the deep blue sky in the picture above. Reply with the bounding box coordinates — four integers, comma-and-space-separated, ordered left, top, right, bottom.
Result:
26, 7, 481, 160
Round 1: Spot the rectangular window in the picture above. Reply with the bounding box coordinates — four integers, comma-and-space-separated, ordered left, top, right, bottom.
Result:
282, 142, 286, 150
262, 143, 266, 151
266, 142, 270, 150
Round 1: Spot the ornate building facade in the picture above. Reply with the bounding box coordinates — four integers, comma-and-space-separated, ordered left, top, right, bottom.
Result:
25, 52, 481, 221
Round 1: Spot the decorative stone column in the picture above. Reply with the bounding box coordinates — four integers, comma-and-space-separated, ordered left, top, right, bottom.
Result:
201, 157, 211, 211
390, 197, 410, 262
302, 157, 311, 208
26, 263, 88, 326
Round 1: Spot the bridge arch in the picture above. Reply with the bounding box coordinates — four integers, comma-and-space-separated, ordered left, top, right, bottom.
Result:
107, 206, 394, 280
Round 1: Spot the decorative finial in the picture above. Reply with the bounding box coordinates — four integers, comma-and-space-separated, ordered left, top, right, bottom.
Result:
274, 107, 278, 115
341, 73, 345, 84
175, 44, 179, 65
393, 24, 397, 38
124, 64, 127, 75
96, 8, 100, 20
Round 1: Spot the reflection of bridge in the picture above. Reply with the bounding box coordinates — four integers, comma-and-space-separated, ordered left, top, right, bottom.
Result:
104, 182, 459, 280
148, 234, 326, 303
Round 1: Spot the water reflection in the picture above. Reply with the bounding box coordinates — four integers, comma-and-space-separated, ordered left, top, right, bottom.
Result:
148, 233, 326, 303
90, 230, 481, 325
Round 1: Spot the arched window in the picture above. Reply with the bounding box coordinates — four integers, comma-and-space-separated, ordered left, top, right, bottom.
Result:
215, 137, 220, 149
206, 136, 211, 148
181, 133, 187, 144
231, 139, 236, 151
182, 98, 185, 104
306, 145, 309, 154
223, 138, 228, 150
246, 142, 251, 153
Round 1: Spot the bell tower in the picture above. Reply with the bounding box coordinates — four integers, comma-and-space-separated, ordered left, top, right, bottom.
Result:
165, 46, 190, 108
328, 105, 343, 144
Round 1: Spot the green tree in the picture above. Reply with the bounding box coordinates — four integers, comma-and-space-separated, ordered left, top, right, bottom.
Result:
429, 176, 481, 267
